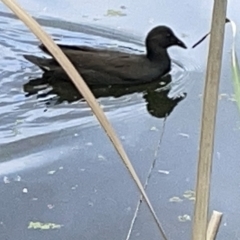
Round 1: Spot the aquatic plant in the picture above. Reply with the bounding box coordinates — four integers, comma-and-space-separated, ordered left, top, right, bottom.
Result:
230, 20, 240, 114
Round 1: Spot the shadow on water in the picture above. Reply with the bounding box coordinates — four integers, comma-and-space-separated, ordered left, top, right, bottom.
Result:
23, 73, 186, 118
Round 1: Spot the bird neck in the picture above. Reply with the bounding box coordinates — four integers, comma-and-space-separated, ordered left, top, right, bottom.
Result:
146, 47, 170, 62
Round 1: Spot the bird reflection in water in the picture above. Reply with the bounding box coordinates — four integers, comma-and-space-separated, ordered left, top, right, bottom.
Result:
23, 73, 186, 119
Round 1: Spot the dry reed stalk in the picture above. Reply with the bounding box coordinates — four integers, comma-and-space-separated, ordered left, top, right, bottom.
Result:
1, 0, 167, 239
192, 0, 227, 239
206, 211, 223, 240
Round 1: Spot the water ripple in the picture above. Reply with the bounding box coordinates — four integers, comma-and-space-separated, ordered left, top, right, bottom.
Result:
0, 13, 196, 145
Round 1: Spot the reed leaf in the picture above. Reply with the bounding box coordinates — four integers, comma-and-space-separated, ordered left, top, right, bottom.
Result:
230, 20, 240, 114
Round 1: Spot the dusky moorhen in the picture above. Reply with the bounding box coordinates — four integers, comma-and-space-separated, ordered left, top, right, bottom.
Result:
24, 26, 187, 86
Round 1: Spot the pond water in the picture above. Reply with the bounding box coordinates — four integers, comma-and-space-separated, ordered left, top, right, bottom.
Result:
0, 0, 240, 239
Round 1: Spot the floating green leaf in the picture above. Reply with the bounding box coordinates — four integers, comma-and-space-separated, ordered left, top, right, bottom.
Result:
28, 221, 63, 230
183, 190, 196, 201
105, 9, 126, 17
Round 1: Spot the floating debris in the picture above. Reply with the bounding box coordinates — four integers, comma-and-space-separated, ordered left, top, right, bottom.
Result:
28, 221, 63, 230
178, 133, 190, 138
183, 190, 195, 201
178, 214, 191, 222
158, 170, 170, 175
3, 176, 10, 184
105, 9, 126, 17
218, 93, 228, 100
98, 154, 106, 160
47, 204, 54, 209
169, 196, 183, 203
48, 170, 56, 175
150, 126, 158, 131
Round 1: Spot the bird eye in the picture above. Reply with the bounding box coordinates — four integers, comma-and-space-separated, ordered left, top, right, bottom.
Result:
166, 33, 171, 38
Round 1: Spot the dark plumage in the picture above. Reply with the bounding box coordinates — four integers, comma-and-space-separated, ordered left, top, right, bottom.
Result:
24, 26, 187, 86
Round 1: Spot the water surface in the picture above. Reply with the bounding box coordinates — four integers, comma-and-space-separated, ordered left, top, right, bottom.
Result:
0, 1, 240, 239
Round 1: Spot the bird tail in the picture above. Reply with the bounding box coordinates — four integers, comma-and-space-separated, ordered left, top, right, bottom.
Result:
23, 55, 58, 72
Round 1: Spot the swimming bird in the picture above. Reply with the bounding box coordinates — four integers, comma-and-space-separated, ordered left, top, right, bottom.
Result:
24, 26, 187, 86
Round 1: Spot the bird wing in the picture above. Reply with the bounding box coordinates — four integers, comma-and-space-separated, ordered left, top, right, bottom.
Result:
39, 43, 158, 81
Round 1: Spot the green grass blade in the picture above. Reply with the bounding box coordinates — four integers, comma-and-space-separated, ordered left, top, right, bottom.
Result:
230, 20, 240, 113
